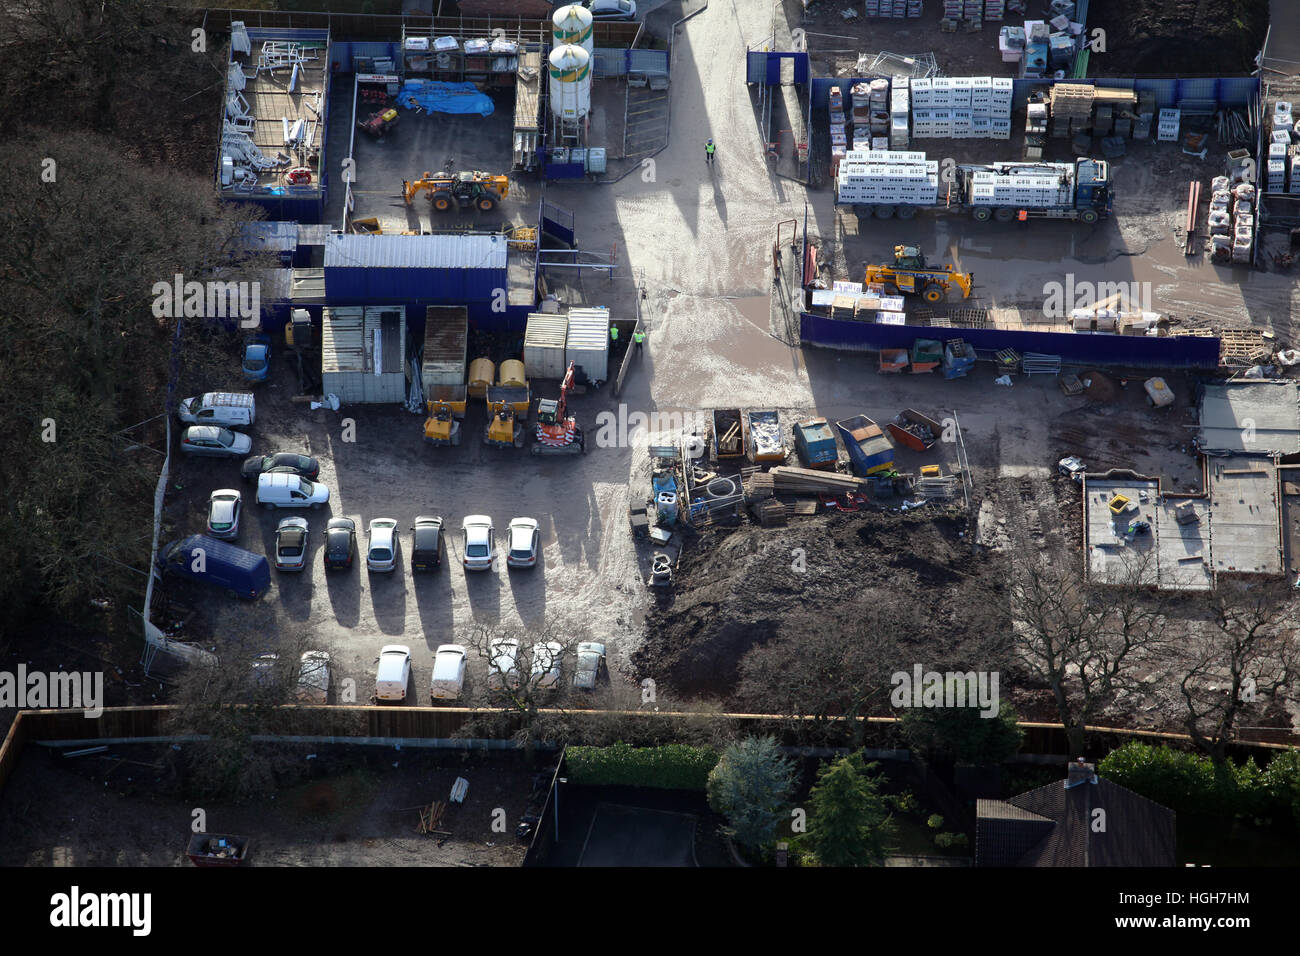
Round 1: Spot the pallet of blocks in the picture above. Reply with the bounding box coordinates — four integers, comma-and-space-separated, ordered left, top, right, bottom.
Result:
1049, 83, 1093, 137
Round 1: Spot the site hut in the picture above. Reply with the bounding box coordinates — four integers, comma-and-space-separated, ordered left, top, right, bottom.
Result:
217, 22, 332, 223
321, 306, 408, 405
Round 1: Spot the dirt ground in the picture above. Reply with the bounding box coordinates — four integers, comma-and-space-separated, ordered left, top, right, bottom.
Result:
0, 744, 538, 867
1089, 0, 1269, 76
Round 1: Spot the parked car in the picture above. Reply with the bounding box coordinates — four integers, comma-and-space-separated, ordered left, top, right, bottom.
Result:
573, 642, 607, 690
249, 653, 280, 691
274, 516, 309, 571
206, 489, 242, 540
241, 452, 320, 483
177, 392, 256, 428
323, 517, 356, 570
297, 650, 331, 703
410, 515, 445, 572
157, 535, 270, 600
505, 517, 540, 568
242, 334, 273, 383
462, 515, 495, 571
488, 638, 521, 691
367, 518, 400, 572
256, 472, 330, 510
586, 0, 636, 20
181, 425, 252, 458
531, 641, 563, 690
429, 644, 468, 702
375, 645, 412, 703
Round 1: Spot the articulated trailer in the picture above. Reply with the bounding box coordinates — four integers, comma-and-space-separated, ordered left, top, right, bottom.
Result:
836, 153, 1113, 224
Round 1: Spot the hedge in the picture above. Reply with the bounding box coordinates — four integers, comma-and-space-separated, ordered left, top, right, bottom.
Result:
566, 742, 719, 790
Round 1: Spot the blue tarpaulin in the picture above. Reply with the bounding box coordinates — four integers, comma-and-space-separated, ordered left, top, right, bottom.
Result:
397, 80, 495, 117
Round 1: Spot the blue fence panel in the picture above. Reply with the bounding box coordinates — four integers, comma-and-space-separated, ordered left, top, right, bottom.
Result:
627, 49, 668, 76
591, 48, 626, 77
747, 51, 767, 85
799, 313, 1221, 370
1218, 77, 1260, 106
544, 161, 586, 180
1177, 77, 1218, 102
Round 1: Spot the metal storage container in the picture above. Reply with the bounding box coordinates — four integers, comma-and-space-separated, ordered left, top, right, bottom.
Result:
523, 314, 569, 379
565, 308, 611, 383
421, 306, 468, 391
321, 305, 407, 404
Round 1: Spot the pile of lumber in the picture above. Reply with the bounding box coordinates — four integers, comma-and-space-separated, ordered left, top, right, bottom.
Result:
744, 472, 775, 500
751, 499, 789, 527
716, 419, 742, 455
418, 800, 448, 835
770, 466, 867, 495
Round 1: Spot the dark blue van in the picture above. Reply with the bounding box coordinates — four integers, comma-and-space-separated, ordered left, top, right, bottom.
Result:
158, 535, 271, 599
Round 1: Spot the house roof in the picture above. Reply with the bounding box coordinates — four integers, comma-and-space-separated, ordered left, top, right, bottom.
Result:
976, 774, 1176, 867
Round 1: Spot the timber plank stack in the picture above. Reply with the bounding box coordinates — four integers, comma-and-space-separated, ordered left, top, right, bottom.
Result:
770, 466, 868, 495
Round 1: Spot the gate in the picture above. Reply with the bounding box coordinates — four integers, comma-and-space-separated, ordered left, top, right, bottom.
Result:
541, 201, 575, 246
746, 50, 809, 86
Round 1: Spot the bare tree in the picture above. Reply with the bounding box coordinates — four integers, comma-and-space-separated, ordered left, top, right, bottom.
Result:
1008, 551, 1170, 755
1176, 580, 1299, 762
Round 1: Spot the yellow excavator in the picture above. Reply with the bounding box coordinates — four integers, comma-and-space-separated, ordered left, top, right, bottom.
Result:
864, 245, 974, 304
402, 170, 509, 213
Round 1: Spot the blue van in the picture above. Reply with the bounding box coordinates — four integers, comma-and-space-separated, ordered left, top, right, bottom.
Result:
158, 535, 271, 599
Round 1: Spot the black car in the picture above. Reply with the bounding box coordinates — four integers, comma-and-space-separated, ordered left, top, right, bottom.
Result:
241, 453, 321, 483
410, 515, 445, 572
323, 517, 356, 570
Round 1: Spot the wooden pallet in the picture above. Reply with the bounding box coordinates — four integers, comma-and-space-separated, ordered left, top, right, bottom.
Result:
1218, 328, 1270, 366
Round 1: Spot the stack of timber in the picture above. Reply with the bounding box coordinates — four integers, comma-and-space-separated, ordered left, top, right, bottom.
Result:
770, 466, 868, 495
744, 471, 776, 500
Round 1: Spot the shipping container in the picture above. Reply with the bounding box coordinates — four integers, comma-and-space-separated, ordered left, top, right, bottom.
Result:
323, 234, 508, 303
523, 313, 569, 379
565, 308, 611, 383
321, 305, 408, 404
422, 306, 468, 413
793, 418, 839, 470
836, 415, 895, 476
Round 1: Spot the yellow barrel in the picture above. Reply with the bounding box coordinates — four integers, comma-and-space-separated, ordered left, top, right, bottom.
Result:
498, 359, 527, 387
467, 357, 495, 398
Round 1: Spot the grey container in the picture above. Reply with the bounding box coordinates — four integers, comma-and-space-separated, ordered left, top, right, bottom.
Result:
523, 314, 569, 380
565, 308, 611, 383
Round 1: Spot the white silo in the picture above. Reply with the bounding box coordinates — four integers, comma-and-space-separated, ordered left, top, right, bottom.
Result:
548, 44, 591, 123
552, 4, 594, 57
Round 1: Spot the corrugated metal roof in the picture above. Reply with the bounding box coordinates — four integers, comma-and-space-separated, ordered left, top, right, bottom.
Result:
325, 233, 508, 270
524, 314, 568, 346
322, 306, 405, 375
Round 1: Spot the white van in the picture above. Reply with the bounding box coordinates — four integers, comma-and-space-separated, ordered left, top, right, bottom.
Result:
256, 472, 330, 509
429, 644, 467, 701
375, 645, 411, 703
178, 392, 256, 428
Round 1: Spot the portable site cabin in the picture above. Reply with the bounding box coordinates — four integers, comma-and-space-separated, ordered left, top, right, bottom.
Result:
321, 306, 407, 404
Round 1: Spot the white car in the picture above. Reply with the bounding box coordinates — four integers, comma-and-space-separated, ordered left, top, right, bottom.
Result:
256, 472, 330, 510
206, 489, 242, 540
587, 0, 636, 20
375, 645, 411, 703
488, 638, 521, 691
531, 641, 563, 690
430, 644, 468, 702
367, 518, 399, 572
274, 516, 309, 571
505, 517, 540, 568
297, 650, 331, 703
573, 642, 607, 690
462, 515, 495, 571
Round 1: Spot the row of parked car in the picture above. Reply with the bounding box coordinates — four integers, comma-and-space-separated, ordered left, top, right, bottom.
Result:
374, 637, 608, 705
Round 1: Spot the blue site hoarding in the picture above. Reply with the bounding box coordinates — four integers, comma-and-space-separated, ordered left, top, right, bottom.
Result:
800, 312, 1222, 369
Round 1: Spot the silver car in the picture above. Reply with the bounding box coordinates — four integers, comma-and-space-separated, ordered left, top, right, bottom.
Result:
206, 489, 242, 540
462, 515, 495, 571
505, 517, 540, 569
367, 518, 399, 572
181, 425, 252, 458
274, 516, 309, 571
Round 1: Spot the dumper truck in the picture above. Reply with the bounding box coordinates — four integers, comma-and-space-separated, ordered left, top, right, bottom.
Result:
712, 408, 748, 460
836, 415, 895, 476
793, 418, 840, 471
422, 307, 468, 445
886, 408, 942, 453
747, 409, 785, 463
836, 153, 1113, 224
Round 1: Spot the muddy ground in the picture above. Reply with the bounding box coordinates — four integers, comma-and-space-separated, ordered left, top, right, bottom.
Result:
0, 744, 539, 867
1089, 0, 1269, 76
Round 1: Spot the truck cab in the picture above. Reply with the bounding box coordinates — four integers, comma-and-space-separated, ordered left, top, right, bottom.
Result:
1073, 159, 1112, 219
